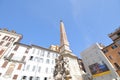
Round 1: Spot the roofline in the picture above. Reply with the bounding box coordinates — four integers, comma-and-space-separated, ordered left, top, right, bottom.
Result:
14, 42, 31, 48
0, 29, 23, 38
108, 27, 120, 37
102, 42, 115, 50
31, 44, 59, 53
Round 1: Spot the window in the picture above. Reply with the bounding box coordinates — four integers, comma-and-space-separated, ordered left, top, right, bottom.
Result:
103, 49, 108, 53
44, 77, 47, 80
118, 52, 120, 56
5, 42, 10, 47
40, 50, 44, 56
9, 37, 15, 42
111, 45, 118, 49
32, 49, 35, 54
0, 41, 4, 45
17, 64, 22, 70
45, 68, 48, 73
117, 40, 120, 45
46, 59, 50, 64
40, 58, 43, 63
52, 53, 54, 58
5, 63, 15, 76
26, 65, 30, 71
32, 66, 36, 72
30, 76, 33, 80
117, 32, 120, 36
14, 45, 19, 51
47, 52, 50, 58
2, 36, 9, 40
22, 76, 27, 79
51, 68, 54, 73
56, 54, 58, 57
8, 53, 14, 59
13, 75, 18, 79
109, 56, 112, 60
29, 56, 33, 60
114, 63, 120, 70
38, 66, 41, 72
52, 60, 54, 64
25, 48, 29, 53
21, 56, 26, 61
1, 60, 8, 68
36, 77, 40, 80
0, 49, 4, 56
37, 50, 40, 55
34, 57, 38, 62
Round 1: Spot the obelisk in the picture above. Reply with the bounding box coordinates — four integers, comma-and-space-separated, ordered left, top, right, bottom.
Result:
54, 21, 84, 80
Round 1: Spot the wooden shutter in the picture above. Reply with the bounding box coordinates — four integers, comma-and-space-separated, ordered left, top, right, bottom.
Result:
5, 63, 15, 75
0, 41, 4, 45
13, 75, 18, 79
5, 42, 10, 47
0, 49, 4, 55
8, 53, 14, 59
14, 46, 19, 51
2, 60, 8, 68
17, 64, 22, 70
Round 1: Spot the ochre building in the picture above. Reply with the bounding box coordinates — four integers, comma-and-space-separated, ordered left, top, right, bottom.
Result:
102, 28, 120, 76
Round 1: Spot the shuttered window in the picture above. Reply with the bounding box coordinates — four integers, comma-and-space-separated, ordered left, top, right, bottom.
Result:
5, 42, 10, 47
9, 37, 15, 42
14, 46, 19, 51
0, 49, 4, 55
13, 75, 18, 79
8, 53, 14, 59
17, 64, 22, 70
21, 56, 26, 61
2, 36, 9, 40
25, 48, 29, 53
5, 63, 15, 75
2, 60, 8, 68
0, 41, 4, 45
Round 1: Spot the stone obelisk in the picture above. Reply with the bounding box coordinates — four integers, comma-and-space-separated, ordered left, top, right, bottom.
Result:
54, 21, 84, 80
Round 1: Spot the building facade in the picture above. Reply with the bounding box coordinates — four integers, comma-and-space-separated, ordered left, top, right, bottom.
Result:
102, 27, 120, 76
81, 43, 119, 80
0, 42, 31, 80
0, 28, 23, 80
21, 45, 59, 80
0, 28, 22, 59
0, 28, 59, 80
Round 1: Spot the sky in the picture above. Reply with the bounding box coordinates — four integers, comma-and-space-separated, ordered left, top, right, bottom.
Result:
0, 0, 120, 58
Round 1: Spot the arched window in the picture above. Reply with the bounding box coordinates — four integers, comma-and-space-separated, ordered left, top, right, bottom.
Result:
2, 36, 9, 41
9, 37, 15, 42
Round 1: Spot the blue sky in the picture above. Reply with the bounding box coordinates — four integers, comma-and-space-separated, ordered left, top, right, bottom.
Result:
0, 0, 120, 58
